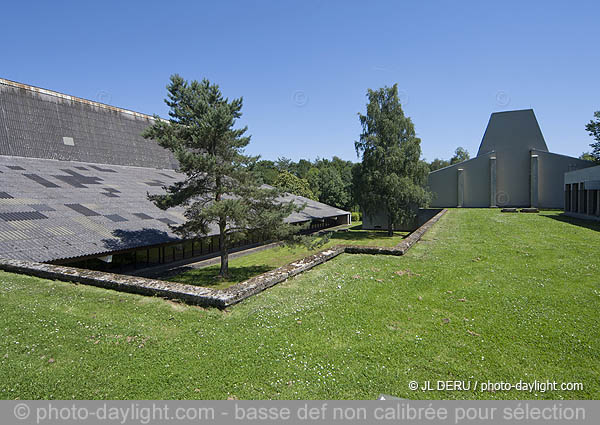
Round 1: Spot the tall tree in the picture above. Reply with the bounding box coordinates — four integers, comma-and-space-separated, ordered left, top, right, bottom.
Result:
275, 156, 294, 173
585, 111, 600, 163
143, 75, 303, 278
579, 152, 596, 162
306, 167, 322, 199
250, 159, 279, 184
354, 84, 430, 235
450, 147, 470, 164
296, 159, 313, 180
318, 166, 350, 209
429, 158, 450, 171
274, 171, 316, 200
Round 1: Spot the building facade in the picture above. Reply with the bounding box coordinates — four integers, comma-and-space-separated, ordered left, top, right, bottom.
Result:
428, 109, 594, 209
564, 165, 600, 221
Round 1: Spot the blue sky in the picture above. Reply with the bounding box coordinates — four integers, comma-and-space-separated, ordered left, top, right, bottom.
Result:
2, 1, 599, 163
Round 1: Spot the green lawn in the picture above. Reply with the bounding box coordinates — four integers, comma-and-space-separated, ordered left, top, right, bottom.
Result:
167, 222, 408, 289
1, 209, 599, 399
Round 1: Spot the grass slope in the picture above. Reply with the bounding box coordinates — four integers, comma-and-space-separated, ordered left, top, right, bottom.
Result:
0, 209, 598, 399
168, 223, 407, 289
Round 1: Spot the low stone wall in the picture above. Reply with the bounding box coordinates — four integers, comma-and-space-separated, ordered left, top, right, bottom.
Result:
219, 246, 347, 306
0, 209, 447, 308
345, 207, 446, 255
399, 207, 446, 250
0, 258, 229, 308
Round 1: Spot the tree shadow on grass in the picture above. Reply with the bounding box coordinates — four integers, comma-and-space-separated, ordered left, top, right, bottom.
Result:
539, 213, 600, 232
166, 264, 274, 288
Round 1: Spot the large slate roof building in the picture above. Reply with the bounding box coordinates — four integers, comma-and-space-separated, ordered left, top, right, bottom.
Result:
428, 109, 594, 209
0, 78, 350, 270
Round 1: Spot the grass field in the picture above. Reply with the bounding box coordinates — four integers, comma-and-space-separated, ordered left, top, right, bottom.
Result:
0, 209, 598, 399
167, 222, 408, 289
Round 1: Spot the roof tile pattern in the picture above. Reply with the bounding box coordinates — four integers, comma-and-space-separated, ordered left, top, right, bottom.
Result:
0, 156, 348, 262
0, 79, 178, 169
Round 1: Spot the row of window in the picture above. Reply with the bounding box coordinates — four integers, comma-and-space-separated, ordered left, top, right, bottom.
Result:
565, 183, 600, 216
63, 216, 345, 273
64, 231, 267, 272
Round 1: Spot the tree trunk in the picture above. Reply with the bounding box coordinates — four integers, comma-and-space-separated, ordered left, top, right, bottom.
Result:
218, 220, 229, 278
219, 248, 229, 278
387, 216, 394, 237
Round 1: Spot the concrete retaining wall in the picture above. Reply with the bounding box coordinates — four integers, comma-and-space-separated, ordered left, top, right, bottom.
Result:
0, 209, 447, 308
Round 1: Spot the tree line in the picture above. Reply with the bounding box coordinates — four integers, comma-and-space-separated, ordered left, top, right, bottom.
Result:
249, 146, 473, 213
249, 156, 356, 211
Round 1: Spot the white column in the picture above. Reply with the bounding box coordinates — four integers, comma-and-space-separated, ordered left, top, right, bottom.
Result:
457, 168, 464, 207
490, 157, 497, 207
530, 154, 538, 208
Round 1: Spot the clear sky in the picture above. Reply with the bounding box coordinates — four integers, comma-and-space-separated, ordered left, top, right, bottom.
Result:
2, 0, 598, 163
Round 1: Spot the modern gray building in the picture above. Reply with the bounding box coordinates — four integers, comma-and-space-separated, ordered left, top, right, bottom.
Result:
0, 78, 350, 271
564, 165, 600, 220
428, 109, 594, 209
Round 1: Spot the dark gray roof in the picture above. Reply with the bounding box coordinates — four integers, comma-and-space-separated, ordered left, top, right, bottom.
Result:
281, 193, 349, 223
477, 109, 548, 157
0, 78, 178, 169
0, 156, 349, 262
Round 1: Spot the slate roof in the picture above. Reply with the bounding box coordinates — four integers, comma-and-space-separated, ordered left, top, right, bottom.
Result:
0, 78, 178, 169
0, 156, 349, 263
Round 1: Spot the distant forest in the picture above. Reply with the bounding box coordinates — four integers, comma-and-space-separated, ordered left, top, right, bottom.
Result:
250, 147, 471, 213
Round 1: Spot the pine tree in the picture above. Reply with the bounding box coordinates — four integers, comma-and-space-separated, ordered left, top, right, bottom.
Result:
143, 75, 303, 278
354, 84, 430, 236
